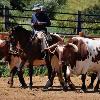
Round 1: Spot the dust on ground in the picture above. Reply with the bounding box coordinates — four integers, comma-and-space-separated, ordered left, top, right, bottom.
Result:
0, 76, 100, 100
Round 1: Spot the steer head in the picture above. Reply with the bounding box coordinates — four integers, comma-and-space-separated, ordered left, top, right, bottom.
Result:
68, 37, 89, 61
61, 43, 78, 68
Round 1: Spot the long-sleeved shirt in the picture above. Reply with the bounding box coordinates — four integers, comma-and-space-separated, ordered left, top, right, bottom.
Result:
31, 12, 51, 31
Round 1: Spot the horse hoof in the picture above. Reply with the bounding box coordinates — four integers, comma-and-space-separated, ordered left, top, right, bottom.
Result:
80, 89, 85, 93
44, 80, 53, 89
8, 80, 10, 84
81, 85, 86, 92
8, 81, 13, 88
9, 84, 13, 88
8, 80, 12, 84
42, 87, 49, 91
29, 86, 32, 90
63, 84, 68, 91
19, 83, 27, 89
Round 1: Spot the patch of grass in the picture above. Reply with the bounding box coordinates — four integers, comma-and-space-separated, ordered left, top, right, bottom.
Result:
0, 64, 10, 77
0, 64, 48, 77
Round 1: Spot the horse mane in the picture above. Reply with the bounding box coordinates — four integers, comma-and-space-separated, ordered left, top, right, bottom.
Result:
14, 25, 32, 39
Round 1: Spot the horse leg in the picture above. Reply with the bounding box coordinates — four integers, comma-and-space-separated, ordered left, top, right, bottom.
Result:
43, 52, 54, 90
88, 73, 97, 89
81, 74, 87, 92
8, 67, 17, 87
17, 62, 27, 88
43, 68, 56, 90
28, 64, 33, 89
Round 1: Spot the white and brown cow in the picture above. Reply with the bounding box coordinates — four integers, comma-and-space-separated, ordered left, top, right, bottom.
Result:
60, 36, 100, 92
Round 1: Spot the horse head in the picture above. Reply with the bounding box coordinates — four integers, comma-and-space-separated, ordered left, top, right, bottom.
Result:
9, 26, 32, 48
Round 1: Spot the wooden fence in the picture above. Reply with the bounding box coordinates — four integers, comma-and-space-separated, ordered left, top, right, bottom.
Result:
0, 7, 100, 35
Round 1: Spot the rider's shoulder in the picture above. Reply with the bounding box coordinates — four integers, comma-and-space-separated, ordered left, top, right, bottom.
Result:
32, 13, 35, 16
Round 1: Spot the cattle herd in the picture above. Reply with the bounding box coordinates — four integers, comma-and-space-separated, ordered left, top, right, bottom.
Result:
0, 31, 100, 93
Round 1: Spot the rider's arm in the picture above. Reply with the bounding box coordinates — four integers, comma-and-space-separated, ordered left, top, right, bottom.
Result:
36, 13, 51, 26
31, 14, 38, 26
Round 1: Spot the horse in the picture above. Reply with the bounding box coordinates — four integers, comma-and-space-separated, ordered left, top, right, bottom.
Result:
9, 25, 67, 90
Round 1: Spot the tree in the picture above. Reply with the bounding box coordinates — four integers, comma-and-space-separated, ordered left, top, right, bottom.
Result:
10, 0, 26, 11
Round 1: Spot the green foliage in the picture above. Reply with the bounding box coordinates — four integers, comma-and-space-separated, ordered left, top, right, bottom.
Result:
0, 64, 10, 77
81, 3, 100, 34
10, 0, 26, 11
32, 66, 48, 76
0, 64, 48, 77
24, 66, 48, 76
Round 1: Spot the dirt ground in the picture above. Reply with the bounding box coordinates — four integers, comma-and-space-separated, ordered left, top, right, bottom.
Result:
0, 76, 100, 100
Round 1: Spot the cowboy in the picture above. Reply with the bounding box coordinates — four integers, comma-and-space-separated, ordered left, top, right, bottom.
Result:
31, 4, 51, 59
31, 4, 51, 36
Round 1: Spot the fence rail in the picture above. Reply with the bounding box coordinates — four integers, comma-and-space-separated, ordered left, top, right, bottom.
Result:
0, 7, 100, 34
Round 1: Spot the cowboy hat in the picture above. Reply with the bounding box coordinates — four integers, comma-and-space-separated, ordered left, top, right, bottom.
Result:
40, 5, 46, 11
32, 4, 41, 11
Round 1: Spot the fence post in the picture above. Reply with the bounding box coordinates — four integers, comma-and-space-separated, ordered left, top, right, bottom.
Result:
3, 6, 9, 31
77, 11, 82, 34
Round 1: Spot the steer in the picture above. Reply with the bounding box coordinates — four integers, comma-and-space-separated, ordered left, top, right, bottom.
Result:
45, 41, 76, 90
61, 36, 100, 92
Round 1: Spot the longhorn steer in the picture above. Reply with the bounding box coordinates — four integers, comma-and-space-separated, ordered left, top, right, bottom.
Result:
61, 36, 100, 92
45, 41, 76, 90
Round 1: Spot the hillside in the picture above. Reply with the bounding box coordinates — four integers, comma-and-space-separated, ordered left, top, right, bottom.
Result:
64, 0, 100, 12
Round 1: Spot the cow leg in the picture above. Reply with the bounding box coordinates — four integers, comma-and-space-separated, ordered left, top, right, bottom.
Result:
62, 65, 67, 82
63, 65, 76, 90
17, 62, 27, 88
94, 73, 100, 92
57, 66, 68, 91
67, 76, 76, 90
81, 74, 87, 92
57, 72, 68, 91
28, 64, 33, 89
94, 79, 100, 92
8, 67, 17, 87
88, 73, 97, 89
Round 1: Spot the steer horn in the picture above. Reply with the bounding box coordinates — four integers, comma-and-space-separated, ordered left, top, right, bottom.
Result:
68, 43, 78, 52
